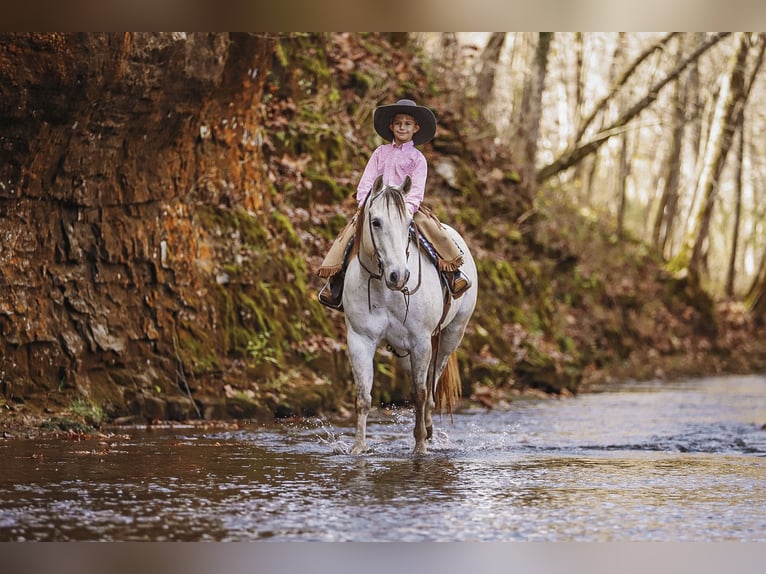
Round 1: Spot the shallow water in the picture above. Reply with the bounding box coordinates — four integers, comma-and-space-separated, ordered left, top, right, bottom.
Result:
1, 375, 765, 541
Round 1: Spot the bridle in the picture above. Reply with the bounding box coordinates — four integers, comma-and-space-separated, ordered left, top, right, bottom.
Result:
359, 186, 423, 321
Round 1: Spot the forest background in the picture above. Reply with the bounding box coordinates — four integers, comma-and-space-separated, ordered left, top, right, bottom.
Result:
2, 32, 766, 432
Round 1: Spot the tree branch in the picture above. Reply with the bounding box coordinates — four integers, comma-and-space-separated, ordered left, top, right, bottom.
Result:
537, 32, 732, 184
575, 32, 680, 143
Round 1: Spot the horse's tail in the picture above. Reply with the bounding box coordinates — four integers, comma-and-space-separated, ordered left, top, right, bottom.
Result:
435, 352, 462, 414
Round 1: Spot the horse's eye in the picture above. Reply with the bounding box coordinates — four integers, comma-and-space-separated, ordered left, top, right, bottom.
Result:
371, 218, 382, 229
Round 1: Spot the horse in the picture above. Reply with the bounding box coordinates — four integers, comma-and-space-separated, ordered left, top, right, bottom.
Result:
343, 174, 478, 454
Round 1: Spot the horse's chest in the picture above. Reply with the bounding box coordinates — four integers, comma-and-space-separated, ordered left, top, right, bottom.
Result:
383, 317, 410, 344
356, 305, 410, 344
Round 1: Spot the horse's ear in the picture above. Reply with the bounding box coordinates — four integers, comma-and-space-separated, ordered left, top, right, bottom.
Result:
401, 175, 412, 195
373, 175, 384, 193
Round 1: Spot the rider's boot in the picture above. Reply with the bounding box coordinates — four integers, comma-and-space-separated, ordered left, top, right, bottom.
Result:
444, 269, 471, 299
319, 272, 345, 310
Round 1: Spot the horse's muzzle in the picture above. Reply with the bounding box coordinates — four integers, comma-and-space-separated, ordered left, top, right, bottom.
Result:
386, 269, 410, 291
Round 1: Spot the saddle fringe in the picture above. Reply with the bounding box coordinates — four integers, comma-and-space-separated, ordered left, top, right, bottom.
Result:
317, 264, 342, 279
438, 256, 464, 272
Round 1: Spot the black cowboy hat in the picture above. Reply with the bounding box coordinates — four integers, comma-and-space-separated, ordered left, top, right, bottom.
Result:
373, 99, 437, 146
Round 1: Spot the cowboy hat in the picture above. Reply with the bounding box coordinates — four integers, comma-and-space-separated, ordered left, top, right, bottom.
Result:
373, 99, 437, 146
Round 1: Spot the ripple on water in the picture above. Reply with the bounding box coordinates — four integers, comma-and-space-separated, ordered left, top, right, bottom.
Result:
1, 376, 765, 541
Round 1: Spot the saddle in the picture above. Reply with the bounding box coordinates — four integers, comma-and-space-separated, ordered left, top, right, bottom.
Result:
414, 204, 464, 272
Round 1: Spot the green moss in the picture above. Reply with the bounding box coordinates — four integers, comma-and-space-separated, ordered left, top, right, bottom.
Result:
270, 211, 300, 247
275, 40, 289, 67
223, 263, 242, 277
197, 206, 270, 248
455, 207, 483, 229
69, 398, 105, 426
371, 356, 410, 406
215, 283, 241, 354
572, 267, 601, 291
507, 228, 523, 243
455, 160, 480, 196
479, 259, 523, 296
246, 330, 280, 366
239, 290, 271, 332
350, 70, 376, 93
306, 172, 349, 203
41, 417, 96, 434
237, 211, 270, 247
230, 326, 254, 355
201, 191, 336, 366
178, 325, 221, 374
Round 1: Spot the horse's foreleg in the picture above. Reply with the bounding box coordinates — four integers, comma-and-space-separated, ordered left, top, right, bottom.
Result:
347, 332, 375, 454
425, 372, 435, 440
409, 344, 432, 454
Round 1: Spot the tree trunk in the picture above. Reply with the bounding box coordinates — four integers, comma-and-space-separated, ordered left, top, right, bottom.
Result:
437, 33, 461, 115
652, 40, 688, 256
573, 33, 585, 131
513, 32, 553, 194
687, 33, 706, 180
680, 34, 757, 281
581, 33, 624, 206
582, 152, 599, 205
439, 33, 459, 74
725, 36, 765, 296
508, 33, 531, 131
616, 132, 630, 238
745, 240, 766, 317
475, 33, 506, 109
725, 124, 745, 297
571, 33, 586, 189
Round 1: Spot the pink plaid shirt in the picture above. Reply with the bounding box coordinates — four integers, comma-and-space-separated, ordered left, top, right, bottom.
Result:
356, 140, 427, 214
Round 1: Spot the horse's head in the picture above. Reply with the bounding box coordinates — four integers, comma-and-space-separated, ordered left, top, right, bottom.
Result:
361, 175, 413, 291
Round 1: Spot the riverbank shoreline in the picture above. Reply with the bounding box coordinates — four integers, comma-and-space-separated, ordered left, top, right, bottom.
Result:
4, 370, 765, 440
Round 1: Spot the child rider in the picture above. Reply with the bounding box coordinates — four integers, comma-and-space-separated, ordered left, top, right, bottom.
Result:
317, 98, 471, 310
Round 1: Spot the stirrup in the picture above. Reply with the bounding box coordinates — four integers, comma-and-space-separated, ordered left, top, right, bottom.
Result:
447, 274, 471, 299
318, 282, 344, 311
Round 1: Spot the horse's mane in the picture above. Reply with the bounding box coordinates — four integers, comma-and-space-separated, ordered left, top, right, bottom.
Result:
376, 185, 408, 220
351, 183, 408, 259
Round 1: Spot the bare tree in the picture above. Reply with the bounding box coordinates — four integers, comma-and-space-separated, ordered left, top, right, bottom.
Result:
537, 32, 731, 184
676, 33, 762, 282
616, 131, 631, 238
651, 38, 690, 256
728, 37, 766, 289
575, 32, 679, 144
573, 33, 585, 131
726, 124, 746, 297
475, 33, 506, 109
511, 32, 553, 194
583, 33, 626, 205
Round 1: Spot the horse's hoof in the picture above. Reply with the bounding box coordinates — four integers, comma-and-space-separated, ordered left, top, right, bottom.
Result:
426, 425, 433, 440
351, 443, 368, 455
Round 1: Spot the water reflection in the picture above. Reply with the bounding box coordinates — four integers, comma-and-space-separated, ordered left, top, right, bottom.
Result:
1, 375, 765, 541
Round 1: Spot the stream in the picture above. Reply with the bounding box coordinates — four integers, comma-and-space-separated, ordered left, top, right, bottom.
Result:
1, 374, 764, 542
